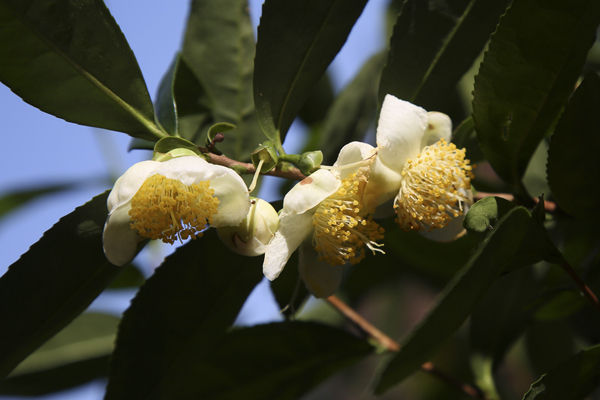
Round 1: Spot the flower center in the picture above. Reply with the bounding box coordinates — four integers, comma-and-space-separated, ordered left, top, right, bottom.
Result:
312, 168, 385, 266
129, 174, 220, 244
394, 139, 473, 231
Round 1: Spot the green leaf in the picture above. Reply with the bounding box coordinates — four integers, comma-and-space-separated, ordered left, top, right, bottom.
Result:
298, 74, 335, 126
105, 230, 263, 399
153, 136, 200, 156
254, 0, 368, 147
522, 344, 600, 400
154, 55, 180, 136
0, 181, 86, 219
534, 290, 588, 321
0, 192, 119, 378
318, 53, 385, 164
108, 264, 145, 289
270, 252, 309, 319
525, 320, 576, 376
472, 0, 600, 186
156, 321, 371, 399
374, 206, 536, 394
547, 72, 600, 222
381, 0, 510, 114
182, 0, 260, 159
0, 0, 163, 141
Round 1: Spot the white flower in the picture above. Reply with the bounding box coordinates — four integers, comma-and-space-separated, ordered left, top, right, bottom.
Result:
376, 95, 473, 231
217, 197, 279, 257
102, 155, 249, 266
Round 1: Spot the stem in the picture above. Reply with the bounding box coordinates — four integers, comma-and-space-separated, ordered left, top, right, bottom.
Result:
325, 295, 486, 399
202, 152, 306, 181
559, 260, 600, 313
247, 159, 264, 194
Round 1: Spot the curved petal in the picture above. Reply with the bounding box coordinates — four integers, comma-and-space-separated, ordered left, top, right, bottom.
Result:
362, 156, 403, 210
376, 94, 428, 172
263, 211, 313, 280
420, 111, 452, 148
299, 242, 343, 298
102, 202, 142, 266
333, 141, 376, 179
156, 156, 250, 227
283, 169, 340, 214
107, 160, 159, 212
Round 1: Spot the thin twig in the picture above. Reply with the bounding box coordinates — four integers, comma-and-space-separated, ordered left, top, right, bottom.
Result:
559, 260, 600, 313
474, 191, 556, 213
325, 295, 486, 399
202, 152, 307, 181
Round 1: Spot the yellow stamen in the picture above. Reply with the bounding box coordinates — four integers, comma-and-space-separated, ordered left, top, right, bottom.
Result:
129, 174, 219, 244
394, 139, 473, 231
312, 168, 385, 266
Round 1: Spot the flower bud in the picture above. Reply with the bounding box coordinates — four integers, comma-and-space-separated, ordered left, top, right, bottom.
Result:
297, 150, 323, 175
217, 197, 279, 256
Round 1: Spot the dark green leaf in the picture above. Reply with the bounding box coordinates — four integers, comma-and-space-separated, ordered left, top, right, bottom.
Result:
534, 290, 588, 321
182, 0, 260, 159
380, 0, 509, 115
154, 55, 179, 135
472, 0, 600, 185
0, 192, 119, 378
158, 321, 372, 399
547, 72, 600, 221
0, 181, 85, 219
375, 206, 535, 394
0, 0, 162, 141
319, 53, 385, 164
153, 136, 200, 156
298, 73, 335, 126
525, 319, 577, 377
108, 264, 145, 289
254, 0, 367, 146
270, 252, 309, 319
523, 344, 600, 400
105, 230, 263, 399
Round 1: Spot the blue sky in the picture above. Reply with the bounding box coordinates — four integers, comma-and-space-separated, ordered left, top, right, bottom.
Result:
0, 0, 387, 398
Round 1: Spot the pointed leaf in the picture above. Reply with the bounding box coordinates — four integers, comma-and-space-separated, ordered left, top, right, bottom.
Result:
547, 72, 600, 222
375, 206, 535, 394
0, 0, 163, 140
380, 0, 510, 112
105, 230, 263, 399
270, 252, 309, 319
0, 192, 119, 377
472, 0, 600, 185
523, 344, 600, 400
154, 56, 180, 135
157, 321, 372, 399
254, 0, 367, 146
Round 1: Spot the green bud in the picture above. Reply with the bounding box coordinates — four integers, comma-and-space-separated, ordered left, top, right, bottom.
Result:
217, 198, 279, 257
297, 150, 323, 175
250, 142, 279, 173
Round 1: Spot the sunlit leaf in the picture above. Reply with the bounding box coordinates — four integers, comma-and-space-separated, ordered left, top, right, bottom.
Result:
0, 192, 119, 377
0, 0, 162, 141
523, 344, 600, 400
105, 230, 263, 399
547, 72, 600, 222
472, 0, 600, 186
254, 0, 367, 147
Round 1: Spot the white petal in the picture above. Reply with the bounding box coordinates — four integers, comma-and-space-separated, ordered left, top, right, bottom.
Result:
376, 94, 428, 172
362, 156, 403, 210
102, 202, 142, 266
420, 111, 452, 148
333, 141, 376, 179
299, 242, 343, 298
262, 212, 313, 280
283, 169, 340, 214
156, 156, 250, 227
107, 160, 160, 212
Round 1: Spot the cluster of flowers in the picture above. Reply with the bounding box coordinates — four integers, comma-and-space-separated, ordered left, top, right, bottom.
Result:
102, 95, 473, 297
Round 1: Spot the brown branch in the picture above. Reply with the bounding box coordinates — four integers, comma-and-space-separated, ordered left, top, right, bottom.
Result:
326, 295, 486, 399
202, 152, 307, 181
474, 191, 556, 213
559, 260, 600, 313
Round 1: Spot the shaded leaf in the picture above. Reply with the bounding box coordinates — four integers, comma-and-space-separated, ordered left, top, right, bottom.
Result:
182, 0, 260, 159
534, 290, 587, 321
158, 321, 372, 399
298, 73, 335, 126
380, 0, 509, 116
525, 319, 576, 377
105, 230, 263, 399
154, 55, 179, 135
523, 344, 600, 400
547, 72, 600, 222
0, 0, 162, 140
254, 0, 367, 146
375, 206, 536, 393
319, 53, 385, 164
472, 0, 600, 185
0, 192, 119, 377
108, 264, 145, 289
270, 252, 309, 319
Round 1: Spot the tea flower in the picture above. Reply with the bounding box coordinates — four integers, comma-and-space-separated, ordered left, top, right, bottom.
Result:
102, 154, 249, 266
262, 164, 384, 286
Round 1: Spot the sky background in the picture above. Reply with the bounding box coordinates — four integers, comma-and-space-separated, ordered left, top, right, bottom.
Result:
0, 0, 387, 398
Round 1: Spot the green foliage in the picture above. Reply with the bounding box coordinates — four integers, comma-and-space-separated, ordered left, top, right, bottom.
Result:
472, 0, 600, 187
0, 192, 119, 378
254, 0, 368, 148
0, 0, 162, 141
